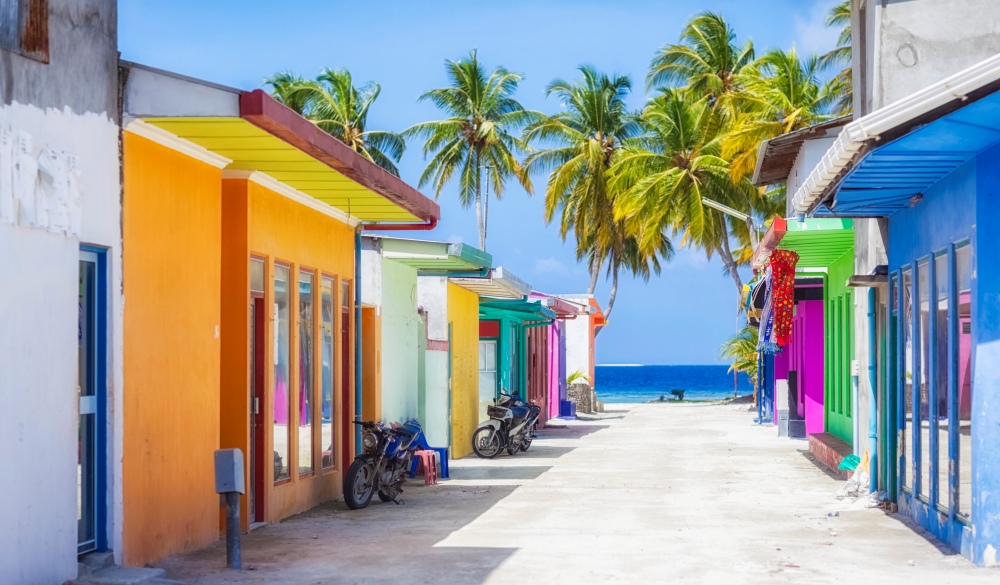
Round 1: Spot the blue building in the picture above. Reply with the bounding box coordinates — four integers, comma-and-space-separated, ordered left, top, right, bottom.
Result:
791, 53, 1000, 565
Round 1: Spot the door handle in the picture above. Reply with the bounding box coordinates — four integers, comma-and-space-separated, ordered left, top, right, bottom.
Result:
252, 397, 259, 415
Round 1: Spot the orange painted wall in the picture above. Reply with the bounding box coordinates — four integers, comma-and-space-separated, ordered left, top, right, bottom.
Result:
361, 306, 382, 424
122, 133, 223, 566
220, 178, 356, 525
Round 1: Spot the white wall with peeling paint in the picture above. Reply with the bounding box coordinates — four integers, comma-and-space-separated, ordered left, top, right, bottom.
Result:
0, 101, 121, 583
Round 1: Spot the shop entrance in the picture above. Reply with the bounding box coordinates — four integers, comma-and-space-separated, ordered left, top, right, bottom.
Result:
249, 258, 266, 523
78, 249, 107, 555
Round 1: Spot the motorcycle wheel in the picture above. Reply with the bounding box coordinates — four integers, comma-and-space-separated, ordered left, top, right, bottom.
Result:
344, 458, 376, 510
472, 426, 502, 459
520, 424, 534, 451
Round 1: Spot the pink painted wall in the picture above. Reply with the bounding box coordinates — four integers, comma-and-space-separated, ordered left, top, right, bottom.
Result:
793, 300, 825, 436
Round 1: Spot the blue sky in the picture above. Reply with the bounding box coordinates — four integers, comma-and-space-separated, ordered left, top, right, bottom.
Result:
119, 0, 838, 365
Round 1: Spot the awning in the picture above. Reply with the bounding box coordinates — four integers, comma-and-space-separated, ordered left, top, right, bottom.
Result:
375, 237, 491, 273
752, 217, 853, 271
529, 292, 584, 319
790, 53, 1000, 216
479, 300, 557, 323
450, 267, 530, 300
121, 62, 440, 225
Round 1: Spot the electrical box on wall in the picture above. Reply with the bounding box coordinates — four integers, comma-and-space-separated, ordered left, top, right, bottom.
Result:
214, 448, 245, 494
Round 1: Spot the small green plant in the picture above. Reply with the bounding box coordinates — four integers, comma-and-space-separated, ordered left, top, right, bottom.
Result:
567, 370, 590, 385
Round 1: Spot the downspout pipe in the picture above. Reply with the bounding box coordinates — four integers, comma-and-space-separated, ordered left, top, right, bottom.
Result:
868, 287, 878, 493
355, 226, 363, 454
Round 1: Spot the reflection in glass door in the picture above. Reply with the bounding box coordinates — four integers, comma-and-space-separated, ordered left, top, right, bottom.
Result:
78, 250, 105, 554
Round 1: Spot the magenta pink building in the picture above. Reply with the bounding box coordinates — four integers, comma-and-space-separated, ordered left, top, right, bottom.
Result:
772, 279, 825, 436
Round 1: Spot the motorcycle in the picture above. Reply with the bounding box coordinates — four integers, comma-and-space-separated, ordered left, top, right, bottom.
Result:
471, 390, 540, 458
344, 419, 425, 509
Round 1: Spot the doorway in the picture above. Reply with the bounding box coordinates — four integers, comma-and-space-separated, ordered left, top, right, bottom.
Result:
249, 258, 266, 523
78, 249, 106, 555
478, 339, 497, 423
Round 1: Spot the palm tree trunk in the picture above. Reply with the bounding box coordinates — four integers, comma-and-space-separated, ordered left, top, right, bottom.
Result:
475, 150, 485, 251
587, 254, 601, 295
717, 237, 743, 296
595, 265, 618, 338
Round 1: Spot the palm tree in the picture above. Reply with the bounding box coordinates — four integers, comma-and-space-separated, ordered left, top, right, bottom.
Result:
725, 48, 833, 179
523, 67, 670, 330
404, 50, 536, 250
820, 1, 852, 115
266, 68, 405, 176
612, 89, 756, 295
719, 325, 759, 399
647, 11, 754, 113
524, 67, 645, 291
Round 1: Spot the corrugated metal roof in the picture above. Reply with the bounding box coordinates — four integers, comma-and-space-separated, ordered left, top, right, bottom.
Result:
450, 267, 530, 299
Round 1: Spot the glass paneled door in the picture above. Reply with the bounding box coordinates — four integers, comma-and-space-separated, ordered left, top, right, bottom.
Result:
78, 250, 106, 554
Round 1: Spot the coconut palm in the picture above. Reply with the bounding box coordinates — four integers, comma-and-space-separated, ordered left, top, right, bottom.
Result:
719, 325, 760, 397
612, 89, 757, 295
523, 67, 646, 293
821, 1, 852, 115
725, 48, 833, 179
404, 50, 536, 250
266, 68, 405, 176
646, 11, 754, 113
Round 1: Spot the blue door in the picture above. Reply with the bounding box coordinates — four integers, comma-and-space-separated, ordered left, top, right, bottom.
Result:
79, 249, 107, 554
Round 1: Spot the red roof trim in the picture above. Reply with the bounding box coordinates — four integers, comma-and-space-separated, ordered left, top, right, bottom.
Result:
751, 216, 788, 272
239, 90, 440, 223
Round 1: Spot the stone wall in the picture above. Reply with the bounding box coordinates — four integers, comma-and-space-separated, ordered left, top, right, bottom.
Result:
567, 382, 593, 414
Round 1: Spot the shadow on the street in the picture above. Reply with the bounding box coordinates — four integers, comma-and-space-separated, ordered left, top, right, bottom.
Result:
887, 510, 960, 556
450, 465, 553, 481
797, 449, 848, 482
156, 484, 519, 584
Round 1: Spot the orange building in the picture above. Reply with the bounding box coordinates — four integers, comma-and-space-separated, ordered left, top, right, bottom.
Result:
120, 63, 438, 566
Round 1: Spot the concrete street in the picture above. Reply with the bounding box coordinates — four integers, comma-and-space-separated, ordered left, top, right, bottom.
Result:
154, 403, 996, 584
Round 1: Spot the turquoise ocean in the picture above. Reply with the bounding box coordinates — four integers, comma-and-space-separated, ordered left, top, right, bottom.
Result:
595, 365, 752, 403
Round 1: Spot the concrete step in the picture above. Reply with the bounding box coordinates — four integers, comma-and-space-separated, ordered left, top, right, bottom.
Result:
74, 566, 167, 585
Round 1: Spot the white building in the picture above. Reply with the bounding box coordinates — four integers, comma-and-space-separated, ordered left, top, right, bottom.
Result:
0, 0, 122, 582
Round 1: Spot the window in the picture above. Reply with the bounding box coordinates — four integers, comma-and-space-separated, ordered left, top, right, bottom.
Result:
298, 270, 315, 477
320, 276, 335, 469
900, 266, 913, 490
478, 339, 497, 422
955, 244, 972, 520
0, 0, 49, 63
273, 264, 291, 484
933, 253, 949, 511
917, 259, 930, 500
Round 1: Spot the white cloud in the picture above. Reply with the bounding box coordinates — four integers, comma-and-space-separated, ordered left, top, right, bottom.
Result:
534, 257, 571, 275
792, 0, 841, 56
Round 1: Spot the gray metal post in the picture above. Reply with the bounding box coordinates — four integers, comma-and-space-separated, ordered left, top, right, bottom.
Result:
225, 492, 241, 569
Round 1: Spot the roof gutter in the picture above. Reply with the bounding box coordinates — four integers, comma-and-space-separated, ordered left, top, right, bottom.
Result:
790, 52, 1000, 216
361, 218, 438, 231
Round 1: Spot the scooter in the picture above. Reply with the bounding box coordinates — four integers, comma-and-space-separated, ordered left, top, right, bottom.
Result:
343, 419, 425, 509
471, 390, 540, 458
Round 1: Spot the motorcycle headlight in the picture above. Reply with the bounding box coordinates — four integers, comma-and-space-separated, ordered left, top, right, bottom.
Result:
362, 432, 377, 449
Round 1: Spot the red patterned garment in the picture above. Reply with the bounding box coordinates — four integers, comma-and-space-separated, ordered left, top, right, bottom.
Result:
768, 250, 799, 346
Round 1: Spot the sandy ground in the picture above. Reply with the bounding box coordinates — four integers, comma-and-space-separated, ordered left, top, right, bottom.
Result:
155, 403, 997, 584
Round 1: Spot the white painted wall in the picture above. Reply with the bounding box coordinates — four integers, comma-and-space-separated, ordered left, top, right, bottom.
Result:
417, 276, 451, 447
786, 136, 838, 216
379, 259, 420, 424
423, 351, 450, 447
0, 102, 121, 582
417, 276, 448, 342
563, 316, 590, 384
